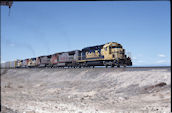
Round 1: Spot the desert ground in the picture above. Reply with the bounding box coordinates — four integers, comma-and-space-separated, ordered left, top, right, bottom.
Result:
1, 67, 171, 113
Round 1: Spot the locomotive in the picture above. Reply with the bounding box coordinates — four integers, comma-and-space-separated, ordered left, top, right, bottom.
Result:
1, 42, 132, 68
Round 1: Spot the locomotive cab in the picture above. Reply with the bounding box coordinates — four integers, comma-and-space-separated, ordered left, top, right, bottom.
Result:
101, 42, 132, 66
110, 43, 124, 59
101, 42, 124, 60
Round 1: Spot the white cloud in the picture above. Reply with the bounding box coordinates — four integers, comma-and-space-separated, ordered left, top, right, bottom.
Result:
156, 60, 167, 64
158, 54, 166, 58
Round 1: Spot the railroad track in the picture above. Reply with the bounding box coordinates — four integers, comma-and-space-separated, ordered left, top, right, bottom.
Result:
1, 66, 170, 73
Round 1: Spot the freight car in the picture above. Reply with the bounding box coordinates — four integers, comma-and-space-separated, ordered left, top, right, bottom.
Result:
3, 61, 10, 69
1, 63, 6, 69
10, 61, 17, 68
1, 42, 132, 68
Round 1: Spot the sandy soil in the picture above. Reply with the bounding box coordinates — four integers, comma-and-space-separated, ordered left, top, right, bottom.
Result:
1, 68, 171, 113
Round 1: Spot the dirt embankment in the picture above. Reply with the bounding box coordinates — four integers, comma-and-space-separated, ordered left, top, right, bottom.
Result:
1, 68, 171, 113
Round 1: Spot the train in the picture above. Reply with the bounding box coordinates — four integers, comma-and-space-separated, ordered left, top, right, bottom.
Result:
1, 42, 132, 68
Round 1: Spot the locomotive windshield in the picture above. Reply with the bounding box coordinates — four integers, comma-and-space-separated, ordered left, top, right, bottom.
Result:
111, 44, 122, 48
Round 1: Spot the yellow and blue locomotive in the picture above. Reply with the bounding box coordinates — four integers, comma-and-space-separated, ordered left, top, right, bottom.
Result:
78, 42, 132, 67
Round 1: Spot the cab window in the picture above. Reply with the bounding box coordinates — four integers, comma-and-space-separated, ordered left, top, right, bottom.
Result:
105, 47, 107, 51
112, 45, 122, 48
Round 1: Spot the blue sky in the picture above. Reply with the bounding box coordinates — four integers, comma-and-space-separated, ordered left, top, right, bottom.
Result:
1, 1, 171, 66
